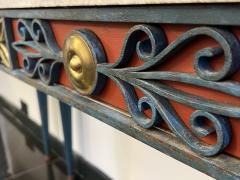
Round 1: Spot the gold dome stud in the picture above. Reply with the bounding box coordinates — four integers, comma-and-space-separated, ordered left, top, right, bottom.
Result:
69, 55, 82, 72
69, 55, 83, 79
63, 29, 106, 95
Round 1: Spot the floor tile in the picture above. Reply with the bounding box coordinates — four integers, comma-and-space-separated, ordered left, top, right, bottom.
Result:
0, 114, 45, 178
8, 159, 74, 180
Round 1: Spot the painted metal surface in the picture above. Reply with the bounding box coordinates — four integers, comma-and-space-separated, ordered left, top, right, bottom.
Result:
37, 90, 74, 176
0, 5, 240, 178
6, 18, 240, 173
37, 90, 51, 156
1, 65, 240, 179
12, 19, 62, 85
63, 30, 106, 95
1, 5, 240, 26
60, 24, 239, 157
59, 101, 73, 177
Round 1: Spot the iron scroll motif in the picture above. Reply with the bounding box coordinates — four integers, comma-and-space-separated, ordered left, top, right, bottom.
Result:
63, 24, 240, 156
11, 19, 239, 156
12, 19, 62, 85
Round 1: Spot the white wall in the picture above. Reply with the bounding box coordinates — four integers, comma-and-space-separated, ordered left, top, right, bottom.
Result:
0, 71, 213, 180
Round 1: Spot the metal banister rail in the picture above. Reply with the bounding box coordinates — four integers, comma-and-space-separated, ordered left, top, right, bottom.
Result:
1, 5, 240, 179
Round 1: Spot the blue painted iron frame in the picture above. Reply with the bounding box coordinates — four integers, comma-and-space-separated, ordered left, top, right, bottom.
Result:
0, 65, 239, 179
12, 19, 62, 85
1, 5, 240, 179
37, 90, 73, 177
11, 18, 239, 157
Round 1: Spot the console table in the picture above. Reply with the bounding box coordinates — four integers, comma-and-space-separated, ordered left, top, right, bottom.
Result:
0, 2, 240, 179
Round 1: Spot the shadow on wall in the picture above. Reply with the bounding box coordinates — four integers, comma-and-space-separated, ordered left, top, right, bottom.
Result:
0, 97, 110, 180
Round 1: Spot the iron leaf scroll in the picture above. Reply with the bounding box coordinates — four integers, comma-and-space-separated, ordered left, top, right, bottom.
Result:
11, 19, 240, 157
96, 25, 240, 156
12, 19, 62, 85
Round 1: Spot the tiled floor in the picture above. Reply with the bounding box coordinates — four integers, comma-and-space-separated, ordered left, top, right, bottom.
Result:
0, 113, 76, 180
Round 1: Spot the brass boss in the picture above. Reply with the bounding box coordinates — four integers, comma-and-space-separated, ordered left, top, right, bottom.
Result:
63, 30, 106, 95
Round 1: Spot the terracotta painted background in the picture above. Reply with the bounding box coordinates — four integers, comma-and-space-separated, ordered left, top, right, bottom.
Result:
12, 20, 240, 158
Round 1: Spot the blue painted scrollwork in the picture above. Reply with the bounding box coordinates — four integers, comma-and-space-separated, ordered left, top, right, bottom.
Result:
11, 19, 239, 157
96, 25, 240, 156
12, 19, 62, 85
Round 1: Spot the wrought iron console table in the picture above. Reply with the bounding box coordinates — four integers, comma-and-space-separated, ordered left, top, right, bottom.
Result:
0, 4, 240, 179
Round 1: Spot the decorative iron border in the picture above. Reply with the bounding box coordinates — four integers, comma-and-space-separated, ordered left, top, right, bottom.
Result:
94, 25, 240, 156
13, 20, 237, 157
1, 65, 239, 180
12, 19, 62, 85
1, 5, 240, 25
1, 6, 240, 178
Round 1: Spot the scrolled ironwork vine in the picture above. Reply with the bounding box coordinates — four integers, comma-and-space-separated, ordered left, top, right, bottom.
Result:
11, 19, 240, 157
12, 19, 62, 85
95, 25, 240, 156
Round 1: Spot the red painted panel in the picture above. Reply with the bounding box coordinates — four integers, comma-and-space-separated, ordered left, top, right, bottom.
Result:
12, 20, 240, 158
